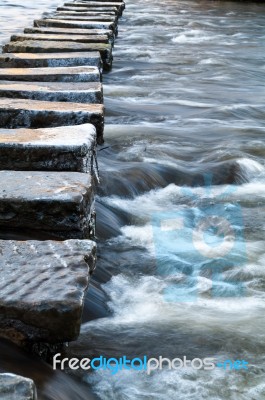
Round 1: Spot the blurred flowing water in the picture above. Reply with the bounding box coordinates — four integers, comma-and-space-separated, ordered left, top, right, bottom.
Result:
1, 0, 265, 399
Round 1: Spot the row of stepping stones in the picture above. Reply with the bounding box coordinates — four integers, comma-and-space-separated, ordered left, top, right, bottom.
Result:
0, 0, 125, 367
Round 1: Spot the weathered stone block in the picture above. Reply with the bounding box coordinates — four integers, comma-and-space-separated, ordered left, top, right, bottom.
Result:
0, 98, 104, 143
48, 13, 117, 23
0, 81, 103, 104
0, 52, 102, 71
0, 239, 96, 344
0, 373, 37, 400
0, 66, 100, 83
3, 40, 113, 70
64, 0, 125, 8
0, 124, 97, 173
34, 17, 116, 33
11, 33, 109, 45
23, 27, 114, 45
57, 6, 119, 14
0, 171, 95, 239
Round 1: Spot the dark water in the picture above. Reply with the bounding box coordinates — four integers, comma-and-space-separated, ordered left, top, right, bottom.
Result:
1, 0, 265, 399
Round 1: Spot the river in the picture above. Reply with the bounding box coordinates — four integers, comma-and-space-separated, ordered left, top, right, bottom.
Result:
1, 0, 265, 399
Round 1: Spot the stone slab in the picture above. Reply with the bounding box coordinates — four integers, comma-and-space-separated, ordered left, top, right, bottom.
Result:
0, 124, 97, 173
0, 239, 96, 344
49, 13, 117, 23
0, 52, 102, 71
0, 373, 37, 400
11, 34, 110, 45
0, 81, 103, 104
3, 40, 113, 71
0, 171, 95, 238
53, 10, 117, 16
24, 26, 114, 41
0, 98, 104, 143
57, 6, 119, 14
0, 66, 100, 83
34, 18, 116, 32
64, 1, 125, 7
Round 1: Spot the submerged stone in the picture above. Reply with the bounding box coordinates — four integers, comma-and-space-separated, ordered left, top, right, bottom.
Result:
0, 239, 96, 344
0, 98, 104, 143
0, 373, 37, 400
0, 124, 97, 173
0, 52, 102, 71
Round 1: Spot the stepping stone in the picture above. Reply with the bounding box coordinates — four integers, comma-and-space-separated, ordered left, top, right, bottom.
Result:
49, 13, 117, 23
0, 124, 97, 173
64, 1, 125, 8
57, 6, 119, 14
0, 98, 104, 143
0, 374, 37, 400
64, 1, 125, 7
0, 52, 102, 70
0, 171, 95, 239
0, 66, 100, 82
0, 239, 96, 344
34, 17, 116, 32
3, 40, 113, 71
53, 10, 117, 16
24, 27, 114, 45
11, 33, 110, 45
0, 81, 103, 104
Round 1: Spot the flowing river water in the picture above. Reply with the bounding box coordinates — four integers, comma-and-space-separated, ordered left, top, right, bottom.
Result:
1, 0, 265, 399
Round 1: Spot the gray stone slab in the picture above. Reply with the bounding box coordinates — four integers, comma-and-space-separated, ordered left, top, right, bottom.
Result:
0, 124, 97, 173
23, 27, 114, 45
57, 6, 119, 14
0, 98, 104, 143
11, 33, 110, 45
0, 373, 37, 400
49, 13, 117, 23
34, 18, 116, 32
0, 81, 103, 104
0, 52, 102, 71
0, 66, 100, 83
0, 239, 96, 344
53, 10, 117, 16
3, 40, 113, 71
0, 171, 95, 239
64, 1, 125, 7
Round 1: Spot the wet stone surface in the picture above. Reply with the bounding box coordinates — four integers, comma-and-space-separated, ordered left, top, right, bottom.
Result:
0, 97, 104, 143
3, 40, 113, 70
0, 124, 97, 173
64, 1, 125, 12
0, 81, 103, 103
0, 373, 37, 400
57, 6, 119, 14
0, 239, 96, 344
0, 52, 102, 71
0, 66, 100, 83
48, 13, 117, 23
11, 33, 110, 45
0, 171, 95, 238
